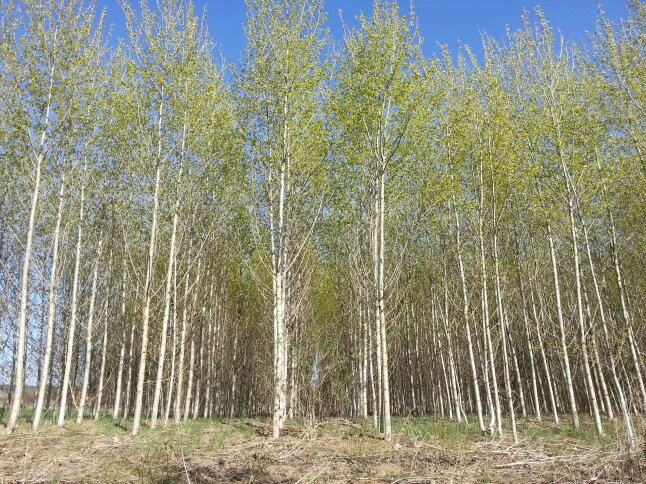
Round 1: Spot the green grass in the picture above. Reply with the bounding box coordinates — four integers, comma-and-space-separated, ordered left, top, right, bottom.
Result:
389, 412, 638, 451
516, 414, 627, 449
393, 415, 485, 446
3, 408, 640, 452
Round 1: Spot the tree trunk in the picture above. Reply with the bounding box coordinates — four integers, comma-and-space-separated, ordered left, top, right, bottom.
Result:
164, 257, 179, 426
33, 179, 65, 429
377, 171, 391, 437
5, 154, 43, 433
454, 204, 485, 432
150, 202, 179, 428
132, 161, 161, 435
492, 230, 518, 442
77, 237, 103, 423
561, 166, 604, 436
94, 298, 109, 419
547, 224, 579, 428
112, 262, 128, 419
173, 270, 191, 424
57, 183, 86, 426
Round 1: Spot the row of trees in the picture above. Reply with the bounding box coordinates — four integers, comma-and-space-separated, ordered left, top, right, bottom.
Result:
1, 0, 644, 447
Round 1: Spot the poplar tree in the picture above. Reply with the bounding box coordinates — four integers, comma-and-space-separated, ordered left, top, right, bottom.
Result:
119, 0, 235, 435
332, 0, 424, 437
1, 0, 106, 433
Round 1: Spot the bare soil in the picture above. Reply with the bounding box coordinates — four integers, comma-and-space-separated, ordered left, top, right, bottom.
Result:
0, 417, 643, 483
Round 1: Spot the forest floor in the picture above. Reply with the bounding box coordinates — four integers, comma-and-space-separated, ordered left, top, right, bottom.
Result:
0, 413, 644, 483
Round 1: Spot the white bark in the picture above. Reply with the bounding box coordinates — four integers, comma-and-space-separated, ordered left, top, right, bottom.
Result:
477, 159, 502, 437
561, 166, 604, 437
608, 209, 646, 410
131, 163, 161, 435
454, 204, 485, 432
547, 224, 579, 428
150, 200, 179, 428
377, 171, 391, 437
5, 154, 42, 433
5, 69, 55, 433
94, 298, 109, 419
182, 335, 196, 422
32, 179, 65, 429
163, 258, 179, 425
122, 321, 136, 418
529, 281, 559, 424
76, 237, 103, 423
132, 91, 165, 435
492, 230, 518, 442
57, 183, 86, 426
173, 270, 191, 424
112, 263, 128, 419
271, 115, 289, 437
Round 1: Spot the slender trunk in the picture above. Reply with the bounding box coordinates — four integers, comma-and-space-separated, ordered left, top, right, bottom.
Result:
112, 262, 128, 419
372, 183, 382, 431
368, 295, 378, 429
77, 237, 103, 423
492, 232, 518, 442
509, 329, 527, 419
58, 183, 86, 426
182, 335, 196, 422
185, 258, 203, 421
163, 260, 178, 425
435, 316, 453, 419
271, 168, 286, 435
131, 163, 161, 435
192, 320, 205, 419
454, 204, 485, 431
203, 313, 212, 419
123, 321, 136, 418
478, 163, 501, 437
132, 91, 165, 435
173, 270, 191, 424
377, 171, 391, 437
7, 71, 54, 432
404, 306, 417, 412
229, 325, 239, 418
150, 202, 179, 428
529, 275, 559, 423
517, 258, 541, 421
561, 167, 604, 436
5, 155, 42, 432
441, 262, 461, 423
608, 208, 646, 409
360, 289, 369, 418
577, 235, 613, 421
94, 298, 109, 419
547, 224, 579, 428
33, 179, 65, 429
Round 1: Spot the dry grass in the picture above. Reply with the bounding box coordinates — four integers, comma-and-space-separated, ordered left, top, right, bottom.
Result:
0, 414, 643, 483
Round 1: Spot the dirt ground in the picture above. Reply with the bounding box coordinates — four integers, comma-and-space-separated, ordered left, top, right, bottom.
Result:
0, 417, 643, 483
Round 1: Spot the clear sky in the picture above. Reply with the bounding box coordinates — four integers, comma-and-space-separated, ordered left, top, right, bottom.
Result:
97, 0, 630, 62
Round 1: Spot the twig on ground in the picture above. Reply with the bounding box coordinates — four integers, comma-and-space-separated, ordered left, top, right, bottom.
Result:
295, 456, 333, 484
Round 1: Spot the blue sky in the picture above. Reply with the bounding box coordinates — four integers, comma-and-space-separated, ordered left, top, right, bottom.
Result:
97, 0, 629, 61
